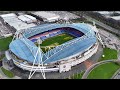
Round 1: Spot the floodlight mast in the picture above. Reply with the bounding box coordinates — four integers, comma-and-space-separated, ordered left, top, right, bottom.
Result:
13, 31, 46, 79
28, 38, 46, 79
38, 38, 46, 79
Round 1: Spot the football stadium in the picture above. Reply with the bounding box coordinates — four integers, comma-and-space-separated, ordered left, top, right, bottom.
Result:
8, 23, 99, 73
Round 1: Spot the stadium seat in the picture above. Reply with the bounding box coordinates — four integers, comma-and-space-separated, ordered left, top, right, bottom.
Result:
54, 32, 59, 36
61, 30, 64, 33
31, 39, 37, 42
40, 36, 47, 40
57, 31, 62, 34
49, 33, 56, 37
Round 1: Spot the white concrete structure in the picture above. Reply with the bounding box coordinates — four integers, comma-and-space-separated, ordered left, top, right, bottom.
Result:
97, 11, 111, 15
97, 11, 113, 18
110, 16, 120, 20
5, 51, 12, 60
32, 11, 60, 22
0, 20, 12, 37
18, 15, 37, 23
0, 13, 36, 31
24, 15, 37, 22
0, 13, 16, 18
18, 15, 32, 23
49, 11, 80, 20
114, 11, 120, 14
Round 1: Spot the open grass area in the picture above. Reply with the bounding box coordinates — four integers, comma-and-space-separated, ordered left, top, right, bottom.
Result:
37, 33, 75, 53
70, 71, 85, 79
1, 67, 14, 78
87, 62, 120, 79
99, 48, 117, 61
0, 36, 13, 51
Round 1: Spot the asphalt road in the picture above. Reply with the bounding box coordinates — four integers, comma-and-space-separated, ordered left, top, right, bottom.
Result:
83, 15, 120, 35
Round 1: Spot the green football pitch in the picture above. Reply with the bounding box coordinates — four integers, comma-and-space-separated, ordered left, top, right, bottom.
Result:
35, 33, 76, 53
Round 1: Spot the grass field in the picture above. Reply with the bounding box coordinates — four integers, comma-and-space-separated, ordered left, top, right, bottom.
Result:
0, 36, 13, 51
99, 48, 117, 61
36, 33, 75, 53
87, 62, 120, 79
1, 67, 14, 78
69, 71, 85, 79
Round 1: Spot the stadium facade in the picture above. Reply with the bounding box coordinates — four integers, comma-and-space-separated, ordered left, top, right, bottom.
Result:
8, 23, 99, 73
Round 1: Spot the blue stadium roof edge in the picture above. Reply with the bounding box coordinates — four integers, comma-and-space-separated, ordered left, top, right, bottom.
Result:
9, 23, 97, 64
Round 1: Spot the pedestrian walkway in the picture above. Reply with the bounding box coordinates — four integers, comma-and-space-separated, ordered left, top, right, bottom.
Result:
118, 51, 120, 60
112, 68, 120, 79
1, 58, 21, 79
2, 56, 15, 71
11, 76, 21, 79
84, 60, 93, 69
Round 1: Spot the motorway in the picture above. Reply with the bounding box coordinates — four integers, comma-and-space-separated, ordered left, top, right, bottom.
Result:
83, 14, 120, 35
99, 28, 120, 50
